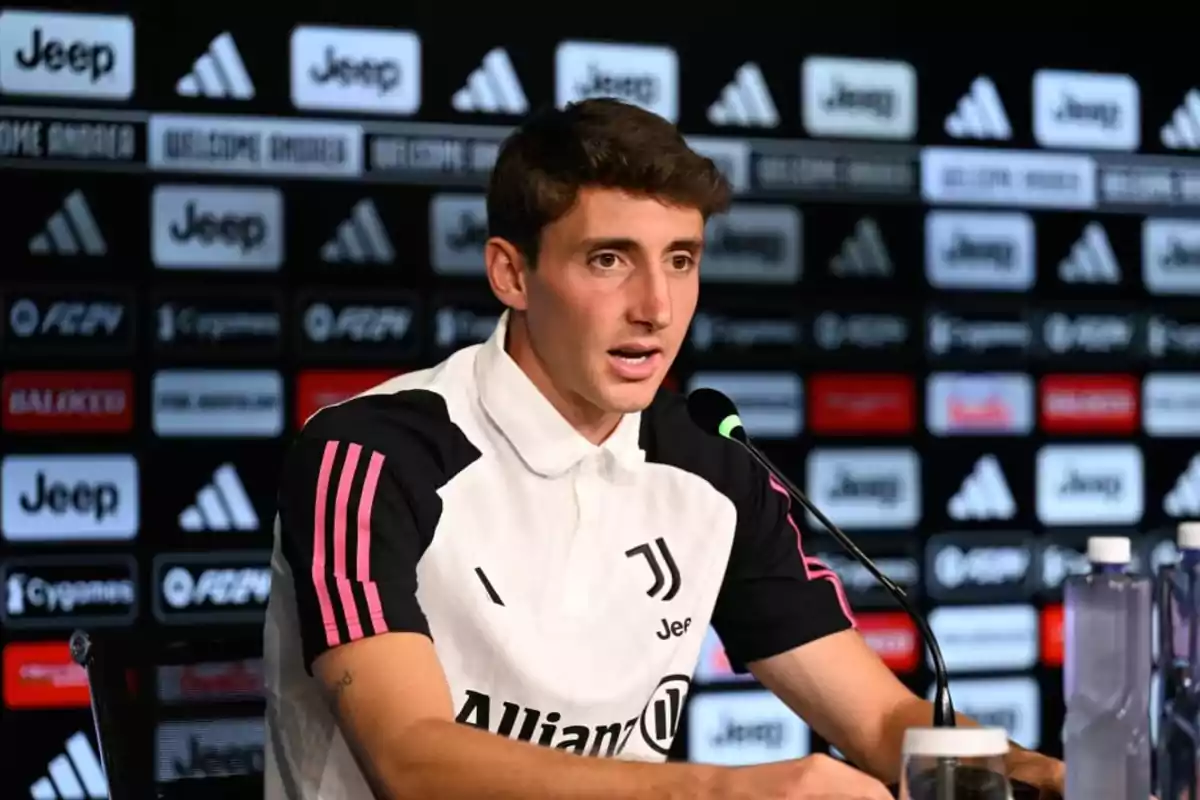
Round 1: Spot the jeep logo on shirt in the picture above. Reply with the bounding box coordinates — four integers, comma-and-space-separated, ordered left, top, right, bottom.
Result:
152, 185, 283, 271
152, 551, 271, 625
925, 532, 1036, 603
555, 41, 679, 122
0, 10, 134, 99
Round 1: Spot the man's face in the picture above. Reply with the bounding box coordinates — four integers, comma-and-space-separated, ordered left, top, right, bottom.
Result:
522, 187, 704, 414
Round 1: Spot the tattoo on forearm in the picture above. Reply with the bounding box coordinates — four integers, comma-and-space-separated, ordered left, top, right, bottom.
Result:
335, 670, 353, 693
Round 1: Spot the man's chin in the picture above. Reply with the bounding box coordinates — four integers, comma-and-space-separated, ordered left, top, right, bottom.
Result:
597, 379, 661, 414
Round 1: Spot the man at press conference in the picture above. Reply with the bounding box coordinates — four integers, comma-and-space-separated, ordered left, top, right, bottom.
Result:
262, 98, 1066, 799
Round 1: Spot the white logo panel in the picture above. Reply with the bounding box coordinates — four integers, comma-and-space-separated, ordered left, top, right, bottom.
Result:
1033, 69, 1140, 151
702, 204, 802, 284
686, 372, 802, 439
805, 448, 920, 530
801, 56, 917, 140
1143, 218, 1200, 296
290, 25, 420, 114
1144, 373, 1200, 436
152, 185, 283, 270
925, 211, 1034, 291
928, 604, 1038, 673
152, 370, 283, 438
555, 40, 678, 122
0, 10, 134, 100
1, 454, 138, 542
926, 677, 1041, 749
926, 373, 1034, 437
688, 690, 809, 766
1036, 444, 1143, 525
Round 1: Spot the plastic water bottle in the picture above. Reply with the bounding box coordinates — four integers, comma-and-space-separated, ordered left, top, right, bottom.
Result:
1063, 535, 1152, 800
1156, 522, 1200, 800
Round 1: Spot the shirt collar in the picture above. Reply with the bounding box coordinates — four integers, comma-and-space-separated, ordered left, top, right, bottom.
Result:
475, 310, 645, 480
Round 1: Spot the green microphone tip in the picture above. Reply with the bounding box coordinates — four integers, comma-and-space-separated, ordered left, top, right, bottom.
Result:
717, 415, 742, 439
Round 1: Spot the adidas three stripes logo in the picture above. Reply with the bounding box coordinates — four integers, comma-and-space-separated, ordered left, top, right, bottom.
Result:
706, 63, 779, 128
179, 463, 260, 532
944, 76, 1011, 140
28, 191, 107, 256
452, 48, 528, 115
176, 31, 255, 99
28, 732, 107, 800
948, 455, 1016, 521
1058, 222, 1120, 284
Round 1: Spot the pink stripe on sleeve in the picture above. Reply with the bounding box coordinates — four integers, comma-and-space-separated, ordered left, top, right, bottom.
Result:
357, 450, 388, 635
313, 442, 342, 647
333, 443, 364, 641
767, 473, 856, 627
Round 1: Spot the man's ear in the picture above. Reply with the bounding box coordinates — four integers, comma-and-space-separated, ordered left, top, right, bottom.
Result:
485, 237, 528, 311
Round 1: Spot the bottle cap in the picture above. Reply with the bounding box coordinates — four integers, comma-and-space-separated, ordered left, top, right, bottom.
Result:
1087, 536, 1131, 564
903, 727, 1009, 757
1179, 522, 1200, 550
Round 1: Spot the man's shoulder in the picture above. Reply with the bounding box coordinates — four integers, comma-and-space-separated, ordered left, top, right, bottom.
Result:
640, 388, 760, 506
296, 369, 480, 480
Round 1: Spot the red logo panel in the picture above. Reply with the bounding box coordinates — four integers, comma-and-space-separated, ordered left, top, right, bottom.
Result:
855, 611, 919, 673
1041, 604, 1064, 667
295, 370, 398, 428
2, 370, 133, 432
1039, 375, 1138, 434
809, 374, 914, 434
2, 642, 90, 709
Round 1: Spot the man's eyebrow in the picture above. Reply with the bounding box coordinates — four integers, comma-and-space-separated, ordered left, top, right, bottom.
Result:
579, 237, 705, 254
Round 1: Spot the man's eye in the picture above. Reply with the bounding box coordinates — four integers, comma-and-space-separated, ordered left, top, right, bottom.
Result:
591, 252, 620, 269
672, 255, 695, 271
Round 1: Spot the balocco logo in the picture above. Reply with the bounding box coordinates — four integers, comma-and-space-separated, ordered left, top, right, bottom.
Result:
638, 674, 690, 755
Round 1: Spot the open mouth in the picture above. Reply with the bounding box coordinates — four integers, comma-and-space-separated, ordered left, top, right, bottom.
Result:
608, 346, 661, 364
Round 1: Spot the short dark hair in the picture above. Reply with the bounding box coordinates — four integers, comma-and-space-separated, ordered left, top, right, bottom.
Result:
486, 98, 732, 266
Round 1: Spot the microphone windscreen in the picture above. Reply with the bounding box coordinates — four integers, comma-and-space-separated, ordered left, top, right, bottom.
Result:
686, 387, 739, 436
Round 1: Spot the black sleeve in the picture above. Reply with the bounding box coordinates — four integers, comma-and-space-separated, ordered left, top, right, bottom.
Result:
275, 391, 479, 672
711, 456, 856, 673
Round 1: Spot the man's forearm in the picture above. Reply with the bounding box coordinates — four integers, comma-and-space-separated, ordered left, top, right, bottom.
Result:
876, 696, 1048, 780
358, 717, 725, 800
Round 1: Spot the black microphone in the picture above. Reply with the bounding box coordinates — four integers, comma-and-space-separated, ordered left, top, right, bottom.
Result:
686, 387, 956, 729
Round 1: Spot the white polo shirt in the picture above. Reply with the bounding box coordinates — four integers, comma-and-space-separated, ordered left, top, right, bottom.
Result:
263, 311, 853, 799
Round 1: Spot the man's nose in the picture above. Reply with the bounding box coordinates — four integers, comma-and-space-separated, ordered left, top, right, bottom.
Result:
629, 267, 672, 330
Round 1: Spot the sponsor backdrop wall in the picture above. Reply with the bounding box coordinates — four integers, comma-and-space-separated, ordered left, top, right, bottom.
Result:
2, 4, 1200, 792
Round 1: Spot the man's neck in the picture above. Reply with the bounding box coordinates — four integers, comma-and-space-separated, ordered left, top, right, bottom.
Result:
503, 314, 622, 447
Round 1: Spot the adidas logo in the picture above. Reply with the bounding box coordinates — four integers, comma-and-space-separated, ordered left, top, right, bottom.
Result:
829, 218, 892, 277
28, 190, 107, 257
1161, 89, 1200, 150
28, 731, 107, 799
706, 63, 779, 128
179, 463, 259, 532
1164, 455, 1200, 517
944, 76, 1012, 140
948, 455, 1016, 521
1058, 222, 1120, 284
176, 32, 255, 99
451, 48, 528, 115
320, 199, 395, 263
